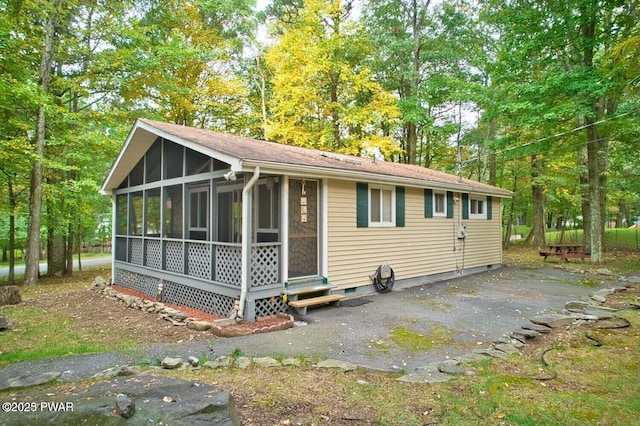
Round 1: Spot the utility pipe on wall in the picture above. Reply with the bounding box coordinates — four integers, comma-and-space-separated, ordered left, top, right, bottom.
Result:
238, 166, 260, 319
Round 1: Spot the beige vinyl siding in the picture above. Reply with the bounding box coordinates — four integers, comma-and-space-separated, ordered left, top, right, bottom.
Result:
326, 179, 502, 289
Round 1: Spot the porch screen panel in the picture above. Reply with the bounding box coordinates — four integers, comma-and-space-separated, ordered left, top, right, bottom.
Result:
129, 192, 143, 236
288, 179, 318, 278
163, 185, 183, 239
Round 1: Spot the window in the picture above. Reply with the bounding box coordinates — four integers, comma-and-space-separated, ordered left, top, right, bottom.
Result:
469, 196, 486, 219
188, 185, 209, 240
434, 192, 446, 216
370, 186, 394, 226
357, 183, 404, 227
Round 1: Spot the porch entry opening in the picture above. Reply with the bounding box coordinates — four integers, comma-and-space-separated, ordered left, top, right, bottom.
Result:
288, 179, 318, 278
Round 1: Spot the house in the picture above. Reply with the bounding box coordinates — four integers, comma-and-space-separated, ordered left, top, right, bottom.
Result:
101, 119, 513, 321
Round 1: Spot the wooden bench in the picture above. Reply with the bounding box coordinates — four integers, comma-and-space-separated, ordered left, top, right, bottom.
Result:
287, 294, 346, 315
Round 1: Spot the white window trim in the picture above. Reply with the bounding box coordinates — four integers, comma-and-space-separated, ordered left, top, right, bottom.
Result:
369, 184, 395, 227
433, 191, 447, 217
469, 196, 487, 219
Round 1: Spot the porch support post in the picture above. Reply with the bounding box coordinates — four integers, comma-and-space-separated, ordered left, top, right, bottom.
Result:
238, 167, 260, 320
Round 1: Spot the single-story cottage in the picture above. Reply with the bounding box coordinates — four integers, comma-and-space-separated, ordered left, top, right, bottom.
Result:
101, 119, 513, 321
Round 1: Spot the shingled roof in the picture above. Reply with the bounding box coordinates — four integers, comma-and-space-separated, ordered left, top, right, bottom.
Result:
101, 118, 512, 197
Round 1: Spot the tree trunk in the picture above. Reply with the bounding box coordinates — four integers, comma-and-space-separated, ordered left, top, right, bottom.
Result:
24, 1, 61, 285
527, 154, 546, 248
586, 116, 606, 262
579, 144, 591, 252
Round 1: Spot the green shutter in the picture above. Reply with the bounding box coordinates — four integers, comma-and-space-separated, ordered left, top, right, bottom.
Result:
424, 189, 433, 218
446, 191, 454, 219
487, 196, 493, 220
462, 193, 469, 219
356, 182, 368, 227
396, 186, 405, 227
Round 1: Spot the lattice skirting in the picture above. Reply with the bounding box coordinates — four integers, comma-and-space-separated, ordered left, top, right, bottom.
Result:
114, 268, 235, 317
114, 268, 286, 320
254, 296, 286, 317
114, 269, 159, 298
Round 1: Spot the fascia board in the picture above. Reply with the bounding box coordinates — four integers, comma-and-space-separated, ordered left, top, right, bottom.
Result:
239, 160, 514, 198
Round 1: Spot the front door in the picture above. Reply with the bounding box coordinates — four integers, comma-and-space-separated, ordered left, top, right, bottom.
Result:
288, 179, 318, 278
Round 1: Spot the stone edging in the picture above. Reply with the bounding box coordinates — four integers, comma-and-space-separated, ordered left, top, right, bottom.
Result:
396, 272, 640, 383
92, 276, 294, 335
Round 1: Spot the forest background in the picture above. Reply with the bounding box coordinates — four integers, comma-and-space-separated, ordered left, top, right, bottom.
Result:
0, 0, 638, 285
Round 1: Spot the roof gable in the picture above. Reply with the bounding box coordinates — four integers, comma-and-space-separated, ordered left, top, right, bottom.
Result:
101, 118, 512, 198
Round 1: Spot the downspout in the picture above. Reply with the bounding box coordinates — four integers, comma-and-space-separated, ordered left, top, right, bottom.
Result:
238, 167, 260, 320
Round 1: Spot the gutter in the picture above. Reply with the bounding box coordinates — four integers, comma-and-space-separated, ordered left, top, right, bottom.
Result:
237, 166, 260, 320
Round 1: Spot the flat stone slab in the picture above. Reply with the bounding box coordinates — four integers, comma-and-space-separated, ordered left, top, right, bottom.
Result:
313, 359, 358, 371
583, 306, 617, 319
565, 300, 593, 312
521, 323, 552, 333
0, 371, 61, 391
512, 329, 539, 339
0, 375, 239, 425
493, 343, 520, 355
529, 314, 575, 328
398, 364, 456, 383
472, 347, 509, 359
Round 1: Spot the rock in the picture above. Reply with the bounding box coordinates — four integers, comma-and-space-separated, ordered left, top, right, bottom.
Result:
253, 357, 281, 367
187, 320, 212, 331
161, 357, 183, 369
399, 363, 456, 383
591, 294, 607, 303
314, 359, 358, 371
583, 306, 617, 319
565, 300, 592, 312
1, 372, 61, 390
117, 365, 142, 376
235, 357, 252, 369
625, 275, 640, 283
1, 375, 239, 425
0, 313, 11, 330
521, 323, 553, 333
188, 356, 200, 366
596, 268, 614, 276
282, 358, 301, 367
438, 361, 465, 375
511, 329, 539, 341
203, 357, 232, 369
92, 276, 108, 289
115, 394, 135, 418
454, 352, 490, 363
529, 313, 575, 328
493, 343, 520, 355
472, 347, 509, 359
0, 285, 21, 305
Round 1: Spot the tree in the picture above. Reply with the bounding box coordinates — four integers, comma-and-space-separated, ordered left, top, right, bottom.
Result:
264, 0, 400, 156
484, 0, 638, 260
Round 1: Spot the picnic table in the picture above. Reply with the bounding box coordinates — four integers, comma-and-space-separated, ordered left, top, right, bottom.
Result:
539, 244, 590, 261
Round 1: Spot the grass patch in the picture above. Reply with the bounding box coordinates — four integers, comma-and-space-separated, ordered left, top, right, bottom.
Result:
389, 324, 456, 352
0, 306, 131, 367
